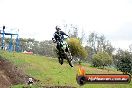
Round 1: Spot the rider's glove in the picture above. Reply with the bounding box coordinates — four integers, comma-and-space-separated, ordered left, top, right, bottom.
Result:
66, 35, 70, 38
52, 38, 56, 43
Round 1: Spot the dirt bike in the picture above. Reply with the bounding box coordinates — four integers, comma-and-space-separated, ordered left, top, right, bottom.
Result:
52, 36, 73, 67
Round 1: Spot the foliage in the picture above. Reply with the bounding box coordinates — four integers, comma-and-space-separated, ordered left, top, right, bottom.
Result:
87, 32, 114, 55
67, 38, 88, 59
85, 32, 114, 63
92, 51, 112, 68
17, 38, 56, 57
85, 46, 93, 62
113, 49, 132, 74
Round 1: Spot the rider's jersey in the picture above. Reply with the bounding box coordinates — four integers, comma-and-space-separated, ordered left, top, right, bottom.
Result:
53, 31, 67, 42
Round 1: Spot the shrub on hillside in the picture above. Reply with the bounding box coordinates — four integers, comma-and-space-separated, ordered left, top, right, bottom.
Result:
113, 50, 132, 74
92, 51, 112, 68
67, 38, 88, 59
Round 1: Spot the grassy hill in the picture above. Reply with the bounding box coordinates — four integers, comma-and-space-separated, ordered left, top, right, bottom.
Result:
0, 50, 132, 88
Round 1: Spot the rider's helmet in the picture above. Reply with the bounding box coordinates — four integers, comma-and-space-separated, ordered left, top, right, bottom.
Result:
56, 26, 61, 31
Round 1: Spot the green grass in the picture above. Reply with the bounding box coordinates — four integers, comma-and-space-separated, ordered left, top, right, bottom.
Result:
10, 84, 40, 88
0, 50, 132, 88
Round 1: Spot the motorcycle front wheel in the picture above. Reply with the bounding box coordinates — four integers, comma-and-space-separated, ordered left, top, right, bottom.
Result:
58, 56, 63, 65
65, 52, 73, 67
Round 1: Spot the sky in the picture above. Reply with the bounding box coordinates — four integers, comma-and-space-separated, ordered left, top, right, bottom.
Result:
0, 0, 132, 50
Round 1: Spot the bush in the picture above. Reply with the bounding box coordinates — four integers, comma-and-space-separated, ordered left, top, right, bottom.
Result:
67, 38, 88, 59
92, 51, 112, 68
113, 50, 132, 74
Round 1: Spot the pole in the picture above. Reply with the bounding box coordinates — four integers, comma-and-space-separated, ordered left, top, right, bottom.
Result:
16, 34, 19, 52
9, 35, 13, 51
1, 26, 5, 50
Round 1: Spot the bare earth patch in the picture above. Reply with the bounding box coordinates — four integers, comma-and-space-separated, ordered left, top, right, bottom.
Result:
0, 57, 35, 88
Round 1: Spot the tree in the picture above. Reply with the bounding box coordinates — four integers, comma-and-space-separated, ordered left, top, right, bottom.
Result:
37, 40, 56, 57
19, 38, 28, 52
67, 38, 88, 59
92, 51, 112, 68
4, 38, 11, 50
86, 32, 114, 57
113, 49, 132, 74
32, 41, 40, 54
87, 32, 98, 54
63, 24, 86, 44
85, 46, 93, 62
66, 24, 79, 38
26, 38, 35, 51
129, 44, 132, 52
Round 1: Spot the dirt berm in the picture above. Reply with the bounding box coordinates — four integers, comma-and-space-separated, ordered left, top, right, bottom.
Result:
0, 56, 33, 88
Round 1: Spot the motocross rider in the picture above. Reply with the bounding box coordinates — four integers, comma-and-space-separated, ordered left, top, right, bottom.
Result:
52, 26, 69, 54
